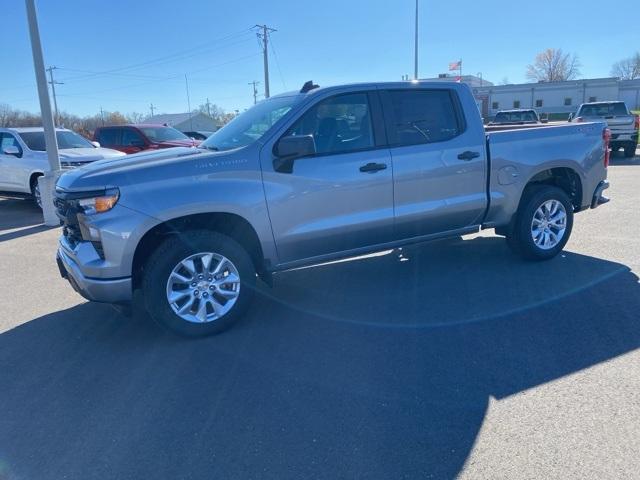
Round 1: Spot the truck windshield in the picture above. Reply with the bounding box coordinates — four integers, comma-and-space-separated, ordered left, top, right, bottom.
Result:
19, 130, 94, 151
578, 103, 628, 117
200, 96, 298, 152
138, 127, 190, 142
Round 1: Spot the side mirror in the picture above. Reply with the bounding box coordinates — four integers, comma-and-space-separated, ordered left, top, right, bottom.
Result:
2, 145, 21, 157
273, 135, 316, 173
540, 118, 549, 124
91, 141, 101, 148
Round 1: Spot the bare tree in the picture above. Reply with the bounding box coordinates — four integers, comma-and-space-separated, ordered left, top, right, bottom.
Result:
526, 48, 581, 82
611, 52, 640, 80
127, 111, 146, 124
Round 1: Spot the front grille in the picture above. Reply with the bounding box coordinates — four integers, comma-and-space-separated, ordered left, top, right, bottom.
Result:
54, 195, 82, 247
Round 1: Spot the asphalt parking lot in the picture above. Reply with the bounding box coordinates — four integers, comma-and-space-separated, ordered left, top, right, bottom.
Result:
0, 150, 639, 480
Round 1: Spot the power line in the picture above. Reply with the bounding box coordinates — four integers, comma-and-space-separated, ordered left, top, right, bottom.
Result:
269, 37, 287, 91
254, 25, 276, 98
57, 29, 254, 82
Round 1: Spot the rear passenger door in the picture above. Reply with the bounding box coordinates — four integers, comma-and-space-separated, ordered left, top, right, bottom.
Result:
380, 88, 487, 239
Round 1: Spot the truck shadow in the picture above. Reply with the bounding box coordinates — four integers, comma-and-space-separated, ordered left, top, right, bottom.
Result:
1, 237, 639, 479
0, 197, 53, 243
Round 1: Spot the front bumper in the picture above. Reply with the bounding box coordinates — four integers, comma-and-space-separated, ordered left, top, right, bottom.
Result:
57, 247, 132, 303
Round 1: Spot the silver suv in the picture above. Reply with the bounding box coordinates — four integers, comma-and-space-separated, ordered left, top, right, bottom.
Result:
55, 81, 609, 337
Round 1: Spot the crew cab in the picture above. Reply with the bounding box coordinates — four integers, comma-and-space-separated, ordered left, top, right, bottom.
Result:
93, 124, 201, 154
0, 127, 125, 207
570, 101, 638, 157
55, 81, 610, 337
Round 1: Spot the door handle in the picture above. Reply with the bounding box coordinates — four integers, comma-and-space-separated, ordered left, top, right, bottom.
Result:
457, 151, 480, 161
359, 162, 387, 173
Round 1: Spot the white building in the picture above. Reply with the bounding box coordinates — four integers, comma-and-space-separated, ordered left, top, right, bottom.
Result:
469, 77, 640, 120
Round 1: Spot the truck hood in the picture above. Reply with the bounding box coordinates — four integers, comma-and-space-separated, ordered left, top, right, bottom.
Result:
55, 146, 228, 191
58, 147, 126, 165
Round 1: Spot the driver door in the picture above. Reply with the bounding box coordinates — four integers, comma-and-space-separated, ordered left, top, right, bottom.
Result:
261, 91, 395, 266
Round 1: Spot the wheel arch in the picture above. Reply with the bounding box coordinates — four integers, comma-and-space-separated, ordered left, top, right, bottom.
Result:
131, 212, 267, 290
521, 166, 583, 212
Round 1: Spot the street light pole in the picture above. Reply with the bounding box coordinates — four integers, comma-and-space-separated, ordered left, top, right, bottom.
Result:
414, 0, 419, 80
25, 0, 60, 226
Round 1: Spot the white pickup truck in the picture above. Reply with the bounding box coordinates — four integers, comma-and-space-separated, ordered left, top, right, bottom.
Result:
0, 127, 125, 207
570, 101, 639, 158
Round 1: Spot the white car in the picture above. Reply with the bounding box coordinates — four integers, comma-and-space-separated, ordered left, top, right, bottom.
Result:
0, 127, 125, 208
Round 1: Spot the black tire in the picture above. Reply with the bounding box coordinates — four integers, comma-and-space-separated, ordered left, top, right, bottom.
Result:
142, 230, 256, 337
505, 185, 574, 261
30, 175, 43, 209
624, 145, 636, 158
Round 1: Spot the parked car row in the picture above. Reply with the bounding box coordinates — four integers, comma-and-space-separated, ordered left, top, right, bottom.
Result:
0, 127, 125, 207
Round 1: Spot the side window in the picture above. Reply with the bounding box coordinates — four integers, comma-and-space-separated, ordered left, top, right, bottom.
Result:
0, 133, 23, 157
96, 128, 121, 146
387, 89, 462, 146
285, 93, 374, 155
122, 128, 144, 146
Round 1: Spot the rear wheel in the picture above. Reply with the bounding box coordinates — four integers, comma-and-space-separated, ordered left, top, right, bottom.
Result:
142, 230, 256, 337
624, 145, 636, 158
505, 185, 574, 261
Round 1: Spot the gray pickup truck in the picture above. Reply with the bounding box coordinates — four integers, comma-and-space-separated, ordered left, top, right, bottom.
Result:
55, 81, 610, 336
570, 101, 638, 157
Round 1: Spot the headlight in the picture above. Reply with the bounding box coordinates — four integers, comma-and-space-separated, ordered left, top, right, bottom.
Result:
77, 188, 120, 215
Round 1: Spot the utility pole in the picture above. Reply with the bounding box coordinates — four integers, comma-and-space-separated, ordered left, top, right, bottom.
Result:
255, 24, 276, 98
184, 74, 193, 131
414, 0, 419, 80
100, 106, 105, 126
25, 0, 60, 226
205, 97, 211, 117
46, 66, 62, 126
149, 103, 156, 117
248, 80, 260, 104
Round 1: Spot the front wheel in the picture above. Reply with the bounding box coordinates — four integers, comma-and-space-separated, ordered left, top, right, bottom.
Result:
142, 230, 256, 337
505, 185, 574, 261
30, 176, 43, 209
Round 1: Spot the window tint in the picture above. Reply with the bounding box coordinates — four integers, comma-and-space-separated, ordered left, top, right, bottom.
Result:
285, 93, 374, 155
96, 128, 121, 146
1, 133, 22, 156
122, 128, 144, 146
19, 131, 93, 150
387, 90, 461, 146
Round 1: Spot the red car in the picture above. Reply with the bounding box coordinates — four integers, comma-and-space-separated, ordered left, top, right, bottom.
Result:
93, 124, 201, 154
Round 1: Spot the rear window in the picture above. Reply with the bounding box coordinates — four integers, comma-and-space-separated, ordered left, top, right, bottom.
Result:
96, 128, 122, 146
578, 103, 629, 117
386, 89, 462, 146
494, 111, 538, 123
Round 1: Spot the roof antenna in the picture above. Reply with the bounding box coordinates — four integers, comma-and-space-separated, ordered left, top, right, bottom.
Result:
300, 80, 319, 93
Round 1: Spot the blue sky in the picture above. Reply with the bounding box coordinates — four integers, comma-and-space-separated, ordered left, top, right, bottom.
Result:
2, 0, 637, 118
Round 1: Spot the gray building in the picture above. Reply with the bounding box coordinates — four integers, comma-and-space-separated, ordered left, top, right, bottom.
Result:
144, 112, 219, 133
469, 77, 640, 120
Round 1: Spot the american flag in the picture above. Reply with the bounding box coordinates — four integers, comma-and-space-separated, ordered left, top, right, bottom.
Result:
449, 60, 461, 71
